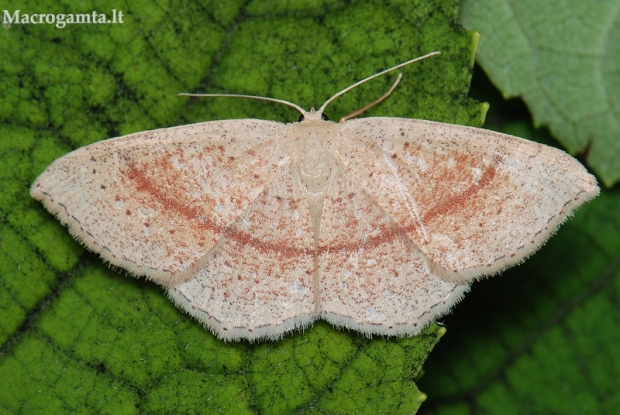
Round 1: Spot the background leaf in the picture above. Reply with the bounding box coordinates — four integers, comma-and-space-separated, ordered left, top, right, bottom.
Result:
1, 0, 483, 413
459, 0, 620, 187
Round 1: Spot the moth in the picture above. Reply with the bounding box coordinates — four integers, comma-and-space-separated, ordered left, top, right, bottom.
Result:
31, 52, 598, 341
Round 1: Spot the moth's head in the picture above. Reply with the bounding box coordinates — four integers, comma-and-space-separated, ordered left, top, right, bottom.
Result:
297, 108, 330, 123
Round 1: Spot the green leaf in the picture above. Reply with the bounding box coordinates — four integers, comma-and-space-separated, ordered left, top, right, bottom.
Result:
416, 62, 620, 415
1, 0, 482, 413
459, 0, 620, 187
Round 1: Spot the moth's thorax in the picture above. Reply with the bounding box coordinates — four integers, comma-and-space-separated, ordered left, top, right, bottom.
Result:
288, 118, 340, 197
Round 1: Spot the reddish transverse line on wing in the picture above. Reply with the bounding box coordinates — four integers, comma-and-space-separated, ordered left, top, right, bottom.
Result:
123, 160, 498, 258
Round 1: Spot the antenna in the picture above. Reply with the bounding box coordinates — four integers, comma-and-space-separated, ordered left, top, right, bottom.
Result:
178, 93, 307, 116
339, 73, 402, 122
318, 51, 441, 114
178, 51, 441, 121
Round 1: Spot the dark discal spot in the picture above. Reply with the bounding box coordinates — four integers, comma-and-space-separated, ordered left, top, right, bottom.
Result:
391, 153, 397, 159
404, 142, 410, 149
254, 174, 260, 179
100, 185, 106, 189
170, 229, 175, 234
126, 210, 131, 215
92, 169, 96, 174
